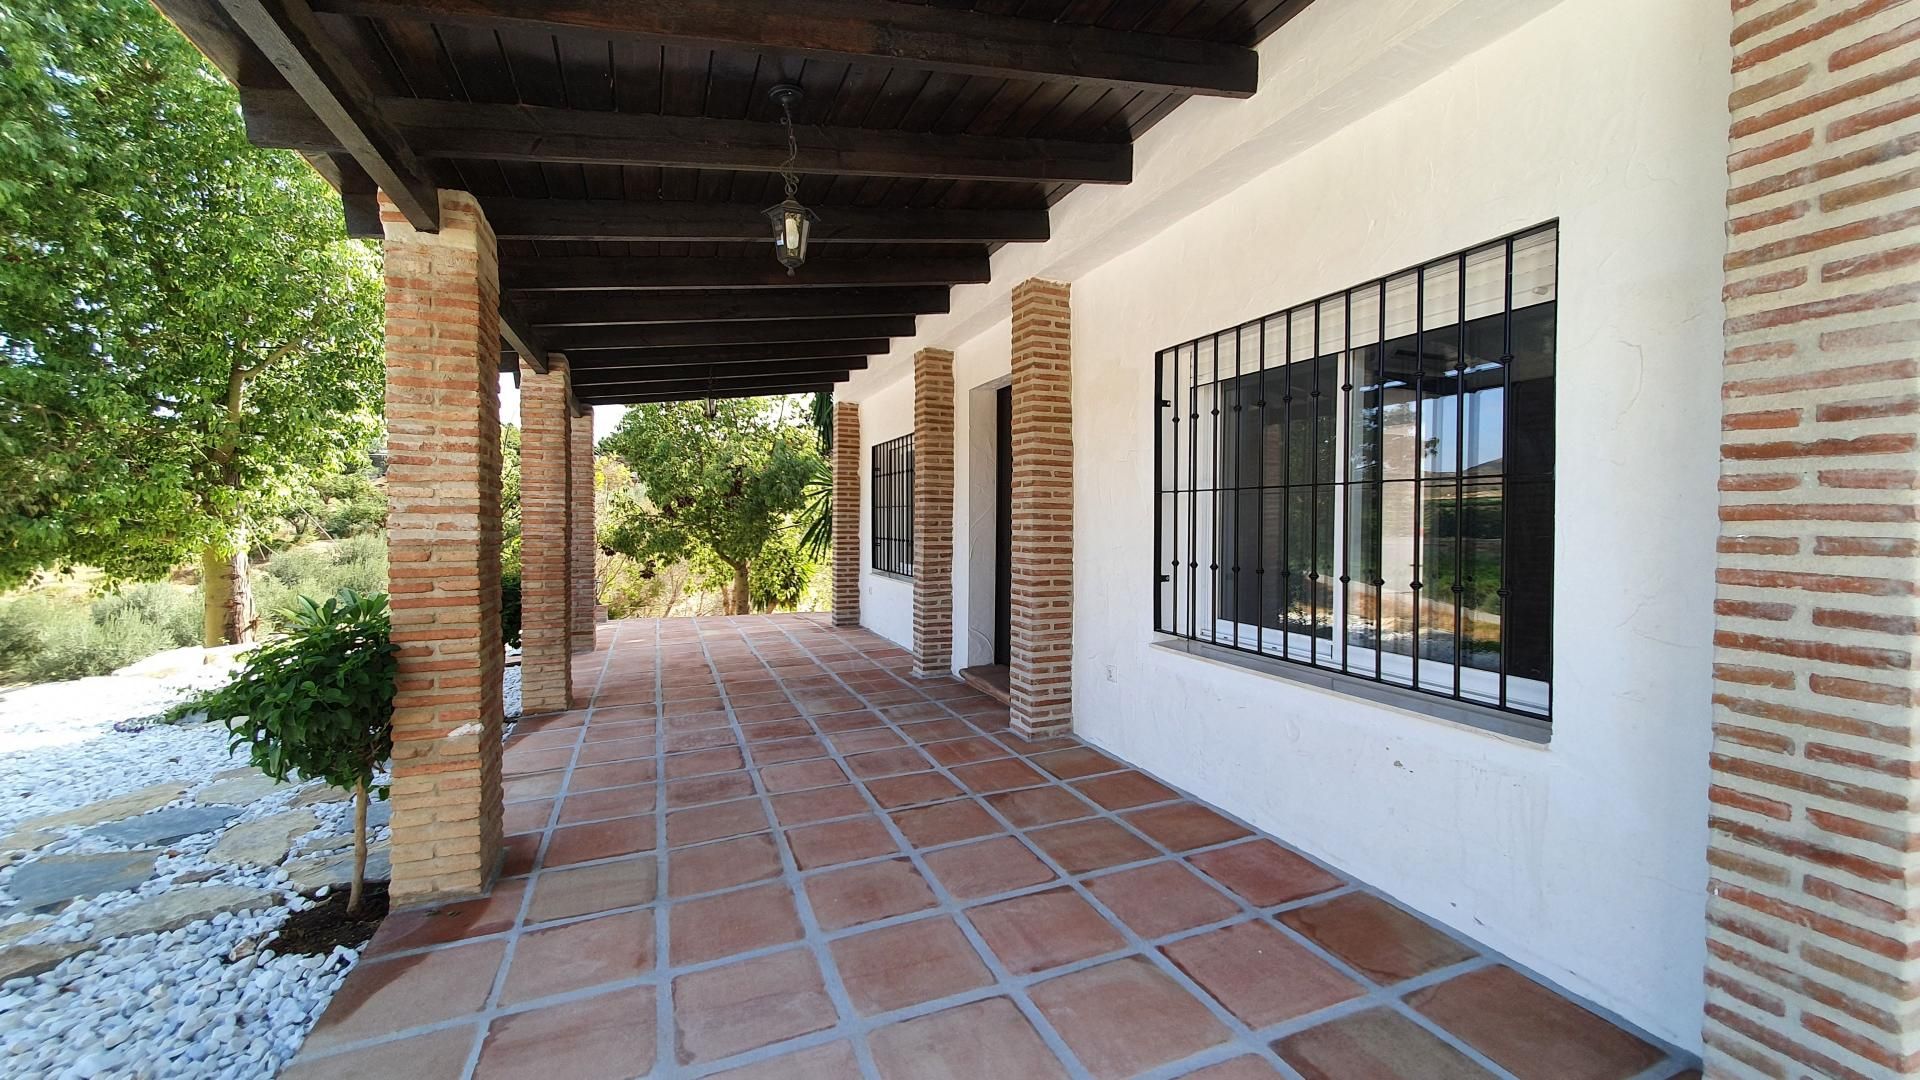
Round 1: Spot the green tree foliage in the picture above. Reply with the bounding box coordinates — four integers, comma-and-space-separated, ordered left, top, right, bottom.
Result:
199, 589, 395, 912
0, 0, 384, 646
599, 398, 819, 615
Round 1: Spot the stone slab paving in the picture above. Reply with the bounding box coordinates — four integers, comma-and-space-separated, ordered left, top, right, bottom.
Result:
87, 805, 244, 847
9, 851, 160, 913
283, 615, 1699, 1080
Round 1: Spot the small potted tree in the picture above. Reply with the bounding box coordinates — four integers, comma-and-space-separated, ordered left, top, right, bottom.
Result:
200, 589, 396, 913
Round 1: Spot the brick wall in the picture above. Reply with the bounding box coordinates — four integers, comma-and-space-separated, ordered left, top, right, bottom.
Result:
834, 400, 862, 627
912, 348, 956, 678
1009, 279, 1074, 737
380, 190, 505, 905
1708, 2, 1920, 1075
518, 354, 573, 715
569, 409, 596, 656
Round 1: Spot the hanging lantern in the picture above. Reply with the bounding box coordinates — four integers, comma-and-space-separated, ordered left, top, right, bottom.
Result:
763, 84, 818, 276
764, 197, 817, 276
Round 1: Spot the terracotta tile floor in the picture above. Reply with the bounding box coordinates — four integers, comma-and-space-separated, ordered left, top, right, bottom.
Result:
284, 615, 1697, 1080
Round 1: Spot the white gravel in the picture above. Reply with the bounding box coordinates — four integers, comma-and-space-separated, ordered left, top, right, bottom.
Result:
0, 657, 523, 1079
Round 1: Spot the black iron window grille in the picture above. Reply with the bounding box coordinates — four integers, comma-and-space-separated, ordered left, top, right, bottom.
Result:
1154, 224, 1558, 720
872, 432, 914, 577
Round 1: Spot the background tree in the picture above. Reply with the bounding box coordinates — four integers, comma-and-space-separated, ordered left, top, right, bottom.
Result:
0, 0, 384, 646
599, 398, 818, 615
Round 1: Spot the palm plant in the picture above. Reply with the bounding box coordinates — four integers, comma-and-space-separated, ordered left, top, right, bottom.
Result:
796, 392, 834, 558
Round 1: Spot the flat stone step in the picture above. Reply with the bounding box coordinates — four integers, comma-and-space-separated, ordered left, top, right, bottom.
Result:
9, 852, 159, 913
959, 664, 1012, 706
86, 806, 242, 848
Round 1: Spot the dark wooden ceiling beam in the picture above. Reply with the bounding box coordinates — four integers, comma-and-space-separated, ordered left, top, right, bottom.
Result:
572, 357, 866, 384
569, 352, 870, 374
214, 0, 440, 230
307, 0, 1257, 97
482, 197, 1047, 244
546, 317, 915, 351
573, 371, 854, 396
240, 89, 1131, 185
580, 383, 837, 407
571, 341, 888, 370
498, 296, 550, 372
513, 288, 949, 326
502, 256, 990, 292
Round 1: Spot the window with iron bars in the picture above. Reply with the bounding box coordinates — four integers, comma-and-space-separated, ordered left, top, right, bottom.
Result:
872, 432, 914, 577
1154, 224, 1558, 721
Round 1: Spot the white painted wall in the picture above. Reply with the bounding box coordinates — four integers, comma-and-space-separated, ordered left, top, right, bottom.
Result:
857, 376, 914, 651
843, 0, 1727, 1047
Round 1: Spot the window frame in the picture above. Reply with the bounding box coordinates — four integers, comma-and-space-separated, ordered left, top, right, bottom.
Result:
871, 432, 915, 578
1152, 222, 1559, 728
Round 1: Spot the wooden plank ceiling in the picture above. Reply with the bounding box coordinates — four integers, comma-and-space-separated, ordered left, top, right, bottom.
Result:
155, 0, 1311, 406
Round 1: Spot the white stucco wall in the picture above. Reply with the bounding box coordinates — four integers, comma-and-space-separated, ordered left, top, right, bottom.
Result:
857, 376, 915, 651
843, 0, 1728, 1047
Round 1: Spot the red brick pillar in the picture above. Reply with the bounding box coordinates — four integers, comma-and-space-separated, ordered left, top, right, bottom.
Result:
834, 400, 862, 627
518, 354, 573, 715
1009, 279, 1073, 737
913, 349, 956, 678
569, 411, 596, 655
381, 190, 504, 904
1707, 4, 1920, 1075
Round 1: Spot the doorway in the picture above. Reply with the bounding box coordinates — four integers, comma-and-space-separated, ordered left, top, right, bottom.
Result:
961, 385, 1015, 705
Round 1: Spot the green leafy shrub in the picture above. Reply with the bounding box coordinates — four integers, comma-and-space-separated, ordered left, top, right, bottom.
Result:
500, 564, 522, 649
199, 588, 396, 911
0, 585, 200, 684
252, 535, 388, 633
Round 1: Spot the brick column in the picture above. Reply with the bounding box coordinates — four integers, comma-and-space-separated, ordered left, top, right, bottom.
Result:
1707, 4, 1920, 1076
381, 190, 504, 905
1009, 279, 1073, 737
518, 354, 572, 715
913, 349, 956, 678
569, 411, 596, 655
833, 400, 862, 627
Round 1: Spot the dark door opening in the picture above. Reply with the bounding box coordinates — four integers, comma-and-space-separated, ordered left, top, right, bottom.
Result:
994, 385, 1013, 667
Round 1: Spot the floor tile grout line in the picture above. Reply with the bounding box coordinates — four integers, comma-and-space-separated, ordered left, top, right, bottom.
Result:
650, 618, 674, 1080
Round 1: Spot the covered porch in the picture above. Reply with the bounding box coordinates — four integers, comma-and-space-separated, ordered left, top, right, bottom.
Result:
283, 615, 1690, 1079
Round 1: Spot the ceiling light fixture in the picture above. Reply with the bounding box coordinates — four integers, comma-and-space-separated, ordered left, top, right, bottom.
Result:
764, 85, 817, 277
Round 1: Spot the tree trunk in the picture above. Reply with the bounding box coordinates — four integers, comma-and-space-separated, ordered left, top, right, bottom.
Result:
729, 561, 751, 615
348, 781, 369, 914
199, 536, 255, 647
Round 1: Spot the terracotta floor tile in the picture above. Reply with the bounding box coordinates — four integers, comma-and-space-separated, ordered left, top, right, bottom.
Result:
806, 858, 938, 930
558, 784, 656, 826
891, 799, 1002, 848
706, 1040, 860, 1079
734, 704, 804, 726
501, 833, 541, 878
966, 888, 1126, 974
668, 832, 784, 897
669, 881, 804, 965
570, 759, 658, 792
1124, 803, 1252, 851
896, 719, 977, 743
663, 710, 731, 731
847, 747, 934, 778
771, 784, 869, 826
1184, 1056, 1288, 1079
1162, 920, 1363, 1027
786, 814, 899, 869
759, 758, 850, 794
923, 835, 1056, 899
504, 771, 567, 802
923, 736, 1011, 767
582, 718, 654, 741
672, 948, 839, 1065
868, 997, 1070, 1080
950, 757, 1048, 794
503, 798, 553, 836
474, 986, 655, 1080
508, 729, 583, 753
527, 858, 658, 923
587, 708, 656, 728
865, 771, 965, 809
1280, 893, 1478, 984
830, 916, 995, 1016
282, 1025, 476, 1080
504, 746, 574, 777
576, 736, 655, 765
368, 879, 526, 954
1406, 966, 1665, 1080
813, 709, 888, 732
882, 702, 947, 723
1030, 746, 1125, 779
1086, 862, 1240, 939
300, 939, 504, 1053
749, 736, 830, 765
1274, 1006, 1496, 1080
1026, 819, 1157, 874
500, 909, 656, 1005
986, 786, 1096, 828
1189, 841, 1344, 906
666, 770, 757, 808
545, 815, 657, 867
666, 798, 769, 847
1073, 771, 1180, 811
832, 728, 909, 754
663, 746, 744, 779
664, 727, 737, 753
1030, 956, 1231, 1080
741, 717, 813, 742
